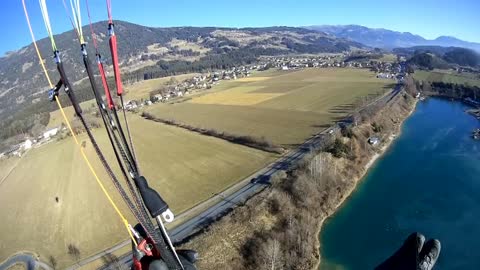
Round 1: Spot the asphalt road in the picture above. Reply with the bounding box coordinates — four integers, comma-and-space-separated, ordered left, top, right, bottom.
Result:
103, 82, 403, 269
101, 130, 332, 270
0, 82, 401, 270
0, 254, 51, 270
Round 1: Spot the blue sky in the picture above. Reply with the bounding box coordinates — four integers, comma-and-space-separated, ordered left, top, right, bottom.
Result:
3, 0, 479, 56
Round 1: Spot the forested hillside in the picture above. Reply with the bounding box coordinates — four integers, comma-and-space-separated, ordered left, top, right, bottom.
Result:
395, 46, 480, 70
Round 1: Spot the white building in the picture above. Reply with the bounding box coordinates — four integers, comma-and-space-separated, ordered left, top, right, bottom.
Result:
368, 137, 380, 146
43, 128, 59, 140
22, 139, 33, 150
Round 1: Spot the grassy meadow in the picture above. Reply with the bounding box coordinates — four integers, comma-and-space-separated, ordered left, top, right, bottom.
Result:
377, 53, 397, 63
47, 99, 97, 129
0, 114, 274, 268
1, 67, 389, 268
146, 68, 391, 146
413, 70, 480, 87
123, 73, 199, 100
0, 156, 21, 184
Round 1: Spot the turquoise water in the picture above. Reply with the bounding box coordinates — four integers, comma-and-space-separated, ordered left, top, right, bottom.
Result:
319, 98, 480, 270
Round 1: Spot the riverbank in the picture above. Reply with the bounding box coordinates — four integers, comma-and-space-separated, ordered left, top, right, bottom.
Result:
467, 108, 480, 120
182, 91, 417, 269
314, 97, 417, 269
319, 97, 480, 269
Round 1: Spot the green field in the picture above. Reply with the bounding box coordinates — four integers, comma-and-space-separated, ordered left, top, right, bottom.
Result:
377, 53, 397, 63
146, 68, 391, 146
47, 99, 96, 129
0, 115, 274, 268
0, 67, 389, 267
0, 156, 21, 184
413, 70, 480, 87
124, 73, 199, 101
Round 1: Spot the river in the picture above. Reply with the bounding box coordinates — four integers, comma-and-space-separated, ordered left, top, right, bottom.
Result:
319, 98, 480, 270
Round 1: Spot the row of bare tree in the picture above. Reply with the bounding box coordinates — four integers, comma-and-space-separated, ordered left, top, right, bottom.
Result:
141, 112, 284, 154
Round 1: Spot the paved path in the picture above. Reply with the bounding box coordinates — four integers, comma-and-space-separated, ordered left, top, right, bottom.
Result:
0, 254, 52, 270
99, 129, 332, 269
0, 149, 28, 187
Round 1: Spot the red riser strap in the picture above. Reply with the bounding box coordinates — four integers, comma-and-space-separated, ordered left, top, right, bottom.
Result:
109, 35, 123, 96
98, 61, 114, 109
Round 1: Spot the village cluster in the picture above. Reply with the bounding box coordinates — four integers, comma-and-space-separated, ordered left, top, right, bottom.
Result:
0, 126, 61, 158
1, 54, 406, 159
123, 54, 405, 110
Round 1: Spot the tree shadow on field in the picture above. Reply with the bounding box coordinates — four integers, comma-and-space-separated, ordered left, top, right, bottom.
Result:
383, 83, 397, 90
328, 103, 355, 114
101, 253, 118, 265
67, 244, 81, 261
310, 124, 332, 129
330, 115, 351, 123
101, 253, 127, 270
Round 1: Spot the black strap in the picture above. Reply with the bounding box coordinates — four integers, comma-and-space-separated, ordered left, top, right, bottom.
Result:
79, 45, 183, 269
133, 176, 169, 217
80, 44, 154, 232
54, 50, 141, 225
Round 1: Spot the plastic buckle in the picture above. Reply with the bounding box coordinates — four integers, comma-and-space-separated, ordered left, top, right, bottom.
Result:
162, 209, 175, 223
48, 88, 58, 102
108, 23, 115, 36
137, 239, 153, 257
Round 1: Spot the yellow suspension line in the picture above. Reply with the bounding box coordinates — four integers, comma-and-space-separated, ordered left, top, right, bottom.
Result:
22, 0, 136, 245
69, 0, 85, 44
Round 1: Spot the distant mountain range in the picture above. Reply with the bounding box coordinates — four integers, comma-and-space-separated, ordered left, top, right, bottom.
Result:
306, 25, 480, 52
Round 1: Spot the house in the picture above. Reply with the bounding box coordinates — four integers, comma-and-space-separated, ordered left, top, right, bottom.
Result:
124, 100, 138, 111
368, 137, 380, 145
377, 73, 391, 79
44, 128, 59, 140
4, 144, 21, 157
22, 139, 33, 150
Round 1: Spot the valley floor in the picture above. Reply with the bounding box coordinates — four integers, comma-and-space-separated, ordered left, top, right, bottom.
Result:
0, 67, 392, 269
182, 90, 417, 270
